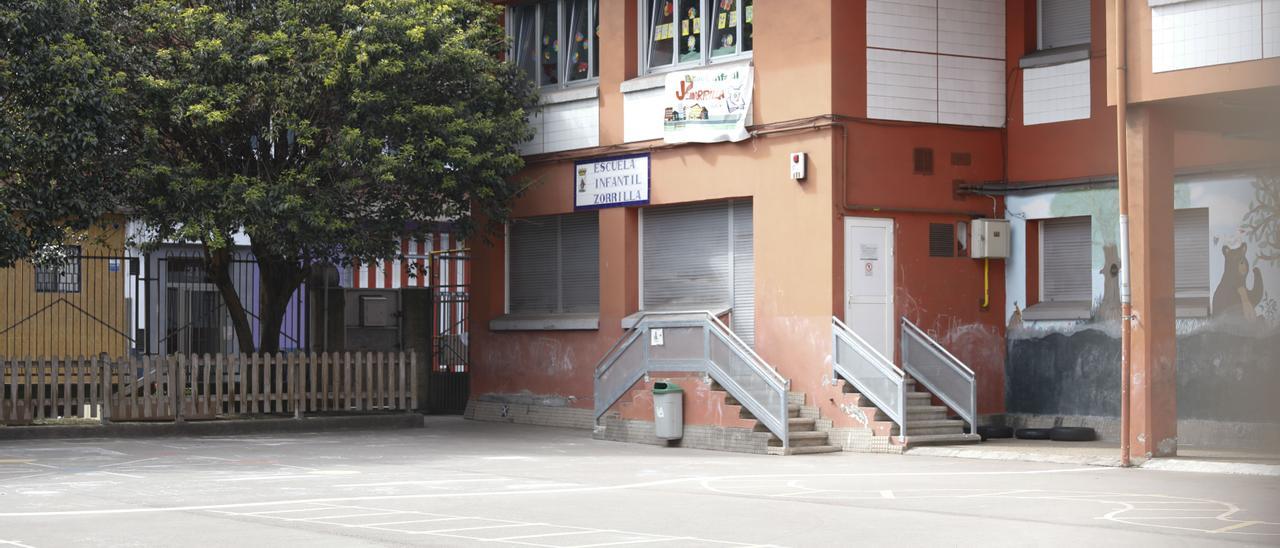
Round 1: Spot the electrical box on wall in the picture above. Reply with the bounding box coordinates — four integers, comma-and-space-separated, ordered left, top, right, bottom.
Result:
970, 218, 1011, 259
789, 152, 807, 181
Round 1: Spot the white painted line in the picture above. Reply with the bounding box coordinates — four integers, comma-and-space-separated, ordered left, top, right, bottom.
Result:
96, 471, 143, 480
411, 523, 531, 534
0, 467, 1112, 517
361, 517, 469, 527
99, 458, 157, 469
333, 478, 504, 488
494, 530, 598, 541
879, 490, 896, 499
296, 512, 402, 522
229, 506, 337, 516
1213, 521, 1262, 533
214, 474, 330, 482
568, 537, 684, 548
0, 540, 36, 548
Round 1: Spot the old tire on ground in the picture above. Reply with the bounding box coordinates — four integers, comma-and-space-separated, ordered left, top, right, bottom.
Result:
977, 425, 1013, 440
1014, 427, 1052, 440
1050, 426, 1096, 442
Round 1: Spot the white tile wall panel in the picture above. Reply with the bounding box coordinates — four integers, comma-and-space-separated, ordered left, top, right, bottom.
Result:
1022, 59, 1091, 126
623, 87, 665, 143
867, 48, 939, 123
867, 0, 939, 53
1152, 0, 1263, 72
938, 0, 1006, 59
938, 56, 1005, 127
541, 99, 600, 153
520, 97, 599, 155
1265, 0, 1279, 58
519, 110, 545, 156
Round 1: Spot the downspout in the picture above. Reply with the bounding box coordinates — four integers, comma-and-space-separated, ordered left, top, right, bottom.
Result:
1114, 0, 1133, 468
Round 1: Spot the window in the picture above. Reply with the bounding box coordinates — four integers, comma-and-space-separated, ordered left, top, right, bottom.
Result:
1039, 216, 1091, 304
507, 211, 599, 314
510, 0, 599, 88
1174, 208, 1210, 299
642, 0, 753, 72
34, 246, 81, 293
1038, 0, 1090, 50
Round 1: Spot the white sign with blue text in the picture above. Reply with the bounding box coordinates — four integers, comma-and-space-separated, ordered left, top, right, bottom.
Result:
574, 153, 650, 210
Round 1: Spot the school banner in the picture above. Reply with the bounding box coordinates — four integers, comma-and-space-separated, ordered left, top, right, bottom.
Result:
662, 65, 754, 144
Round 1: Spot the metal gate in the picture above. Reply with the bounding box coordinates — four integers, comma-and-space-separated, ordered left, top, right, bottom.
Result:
428, 250, 469, 414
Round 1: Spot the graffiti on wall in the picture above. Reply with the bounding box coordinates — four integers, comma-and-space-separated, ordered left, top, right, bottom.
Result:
1002, 173, 1280, 426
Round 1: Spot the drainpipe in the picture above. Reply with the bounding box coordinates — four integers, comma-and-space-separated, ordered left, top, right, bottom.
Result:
1115, 0, 1133, 468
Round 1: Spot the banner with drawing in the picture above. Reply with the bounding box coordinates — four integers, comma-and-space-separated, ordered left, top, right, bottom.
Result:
662, 65, 753, 144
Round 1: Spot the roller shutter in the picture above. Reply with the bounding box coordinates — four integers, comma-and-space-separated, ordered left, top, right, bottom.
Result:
1174, 208, 1209, 299
642, 200, 754, 343
1041, 216, 1092, 303
1039, 0, 1091, 49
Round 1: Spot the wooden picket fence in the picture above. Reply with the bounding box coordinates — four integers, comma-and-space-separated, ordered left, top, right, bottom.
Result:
0, 352, 417, 425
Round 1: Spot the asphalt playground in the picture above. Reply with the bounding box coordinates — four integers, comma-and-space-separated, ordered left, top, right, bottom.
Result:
1, 416, 1277, 547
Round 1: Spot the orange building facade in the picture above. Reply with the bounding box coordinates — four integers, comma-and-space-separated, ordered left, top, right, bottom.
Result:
468, 0, 1279, 458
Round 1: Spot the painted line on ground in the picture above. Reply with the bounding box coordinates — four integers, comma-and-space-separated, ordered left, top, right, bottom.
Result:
0, 467, 1110, 517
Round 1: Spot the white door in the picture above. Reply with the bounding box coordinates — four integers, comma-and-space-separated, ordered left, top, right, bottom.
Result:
844, 217, 895, 358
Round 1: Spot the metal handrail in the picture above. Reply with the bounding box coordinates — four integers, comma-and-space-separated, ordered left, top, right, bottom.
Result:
900, 319, 978, 434
594, 310, 790, 449
831, 316, 906, 441
902, 320, 975, 377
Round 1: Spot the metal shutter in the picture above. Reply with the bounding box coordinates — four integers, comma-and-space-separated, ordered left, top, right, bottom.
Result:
560, 211, 600, 312
731, 201, 755, 346
508, 216, 560, 313
508, 212, 600, 314
1041, 216, 1092, 302
643, 202, 732, 310
1039, 0, 1091, 49
1174, 208, 1209, 298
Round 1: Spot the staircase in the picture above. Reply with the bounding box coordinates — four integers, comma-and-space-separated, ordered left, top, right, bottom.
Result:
711, 381, 842, 455
840, 377, 979, 447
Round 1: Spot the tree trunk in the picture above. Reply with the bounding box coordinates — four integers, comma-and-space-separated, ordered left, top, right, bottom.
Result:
204, 244, 257, 354
254, 249, 310, 354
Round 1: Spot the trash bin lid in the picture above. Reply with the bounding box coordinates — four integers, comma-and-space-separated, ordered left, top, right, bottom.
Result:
652, 381, 683, 394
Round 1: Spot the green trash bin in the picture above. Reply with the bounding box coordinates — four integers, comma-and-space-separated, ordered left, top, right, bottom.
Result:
652, 381, 683, 440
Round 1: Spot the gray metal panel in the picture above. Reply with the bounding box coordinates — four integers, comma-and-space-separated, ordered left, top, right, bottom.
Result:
731, 201, 755, 346
560, 211, 601, 313
1039, 0, 1091, 50
1174, 208, 1209, 298
1041, 216, 1092, 302
643, 202, 732, 310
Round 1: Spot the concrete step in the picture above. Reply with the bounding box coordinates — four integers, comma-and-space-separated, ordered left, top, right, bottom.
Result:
744, 403, 801, 419
754, 417, 817, 433
900, 433, 982, 447
895, 425, 968, 436
768, 444, 843, 456
769, 430, 831, 447
787, 392, 806, 406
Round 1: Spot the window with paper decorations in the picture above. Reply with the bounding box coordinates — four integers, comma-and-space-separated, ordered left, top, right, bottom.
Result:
509, 0, 599, 88
643, 0, 753, 72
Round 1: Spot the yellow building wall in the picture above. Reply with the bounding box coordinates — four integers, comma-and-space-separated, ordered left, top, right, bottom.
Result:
0, 216, 131, 359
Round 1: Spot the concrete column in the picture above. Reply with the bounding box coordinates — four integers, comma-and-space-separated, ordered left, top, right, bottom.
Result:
598, 207, 639, 341
1125, 105, 1178, 459
596, 0, 636, 147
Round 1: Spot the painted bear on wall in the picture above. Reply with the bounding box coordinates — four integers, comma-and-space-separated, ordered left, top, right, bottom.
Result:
1212, 242, 1265, 320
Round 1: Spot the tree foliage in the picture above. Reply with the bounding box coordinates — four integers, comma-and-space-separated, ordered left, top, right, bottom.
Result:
0, 0, 131, 266
125, 0, 537, 352
5, 0, 538, 352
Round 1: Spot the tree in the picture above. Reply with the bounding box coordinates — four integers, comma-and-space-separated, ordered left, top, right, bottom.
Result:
121, 0, 537, 352
0, 0, 131, 266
